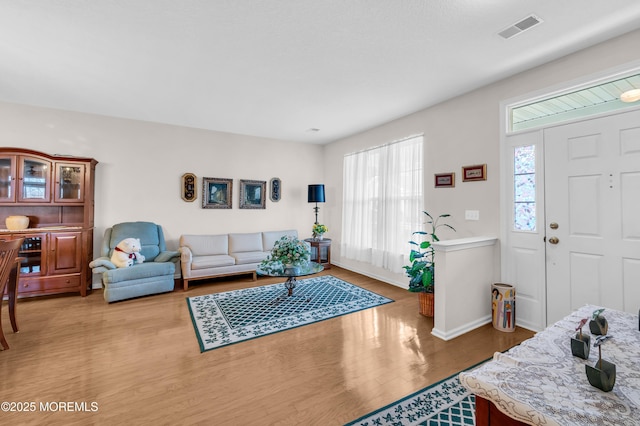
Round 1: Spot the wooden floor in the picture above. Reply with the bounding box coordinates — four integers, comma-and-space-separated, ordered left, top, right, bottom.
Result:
1, 267, 533, 425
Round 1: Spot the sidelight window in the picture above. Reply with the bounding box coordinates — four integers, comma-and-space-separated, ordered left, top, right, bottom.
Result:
514, 145, 536, 231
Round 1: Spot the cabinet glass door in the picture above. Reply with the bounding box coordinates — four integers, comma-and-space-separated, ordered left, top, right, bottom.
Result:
18, 235, 45, 276
55, 163, 85, 202
19, 157, 51, 202
0, 156, 16, 202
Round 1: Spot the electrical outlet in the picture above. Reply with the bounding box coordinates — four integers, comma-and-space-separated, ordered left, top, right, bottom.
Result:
465, 210, 480, 221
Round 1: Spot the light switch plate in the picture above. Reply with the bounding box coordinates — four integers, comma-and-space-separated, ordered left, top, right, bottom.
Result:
465, 210, 480, 221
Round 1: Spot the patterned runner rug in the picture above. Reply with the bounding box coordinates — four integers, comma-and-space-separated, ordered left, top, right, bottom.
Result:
187, 275, 394, 352
345, 362, 485, 426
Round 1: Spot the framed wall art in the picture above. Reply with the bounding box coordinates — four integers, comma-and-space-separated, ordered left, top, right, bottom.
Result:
181, 173, 197, 202
270, 177, 281, 202
239, 179, 266, 209
462, 164, 487, 182
202, 177, 232, 209
434, 172, 455, 188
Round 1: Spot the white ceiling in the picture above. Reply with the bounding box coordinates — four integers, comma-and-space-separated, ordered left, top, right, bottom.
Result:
2, 1, 640, 144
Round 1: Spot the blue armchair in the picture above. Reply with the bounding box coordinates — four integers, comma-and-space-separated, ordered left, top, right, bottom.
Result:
89, 221, 180, 302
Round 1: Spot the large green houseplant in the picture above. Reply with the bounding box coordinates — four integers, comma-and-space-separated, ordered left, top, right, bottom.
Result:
403, 211, 455, 315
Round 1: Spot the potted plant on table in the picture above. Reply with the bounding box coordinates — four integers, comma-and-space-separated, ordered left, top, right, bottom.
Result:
403, 211, 455, 317
260, 235, 311, 274
312, 223, 328, 240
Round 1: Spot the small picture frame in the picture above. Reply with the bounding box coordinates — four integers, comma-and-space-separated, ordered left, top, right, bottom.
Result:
462, 164, 487, 182
270, 177, 281, 202
239, 179, 266, 209
434, 172, 455, 188
202, 177, 232, 209
181, 173, 197, 202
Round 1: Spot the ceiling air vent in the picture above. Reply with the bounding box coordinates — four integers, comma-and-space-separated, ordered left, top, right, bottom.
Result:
499, 15, 542, 39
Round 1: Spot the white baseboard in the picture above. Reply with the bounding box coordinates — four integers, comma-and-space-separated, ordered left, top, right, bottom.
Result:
431, 315, 492, 341
330, 260, 406, 289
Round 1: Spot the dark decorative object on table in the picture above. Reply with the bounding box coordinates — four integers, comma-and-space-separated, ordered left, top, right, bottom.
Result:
403, 211, 455, 317
586, 334, 616, 392
589, 308, 609, 335
283, 265, 301, 275
571, 318, 590, 359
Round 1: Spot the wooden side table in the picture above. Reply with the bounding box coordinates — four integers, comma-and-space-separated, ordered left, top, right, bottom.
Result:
305, 238, 331, 269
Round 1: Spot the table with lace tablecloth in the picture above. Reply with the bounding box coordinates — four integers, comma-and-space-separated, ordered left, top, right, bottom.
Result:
459, 305, 640, 426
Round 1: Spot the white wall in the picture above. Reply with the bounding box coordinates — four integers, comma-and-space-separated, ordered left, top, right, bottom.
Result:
431, 237, 498, 340
324, 28, 640, 288
0, 103, 325, 253
2, 28, 639, 291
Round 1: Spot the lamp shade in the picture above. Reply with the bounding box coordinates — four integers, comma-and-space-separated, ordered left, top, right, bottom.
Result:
308, 184, 325, 203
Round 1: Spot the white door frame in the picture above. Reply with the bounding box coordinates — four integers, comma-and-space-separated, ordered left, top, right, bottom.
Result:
499, 61, 640, 332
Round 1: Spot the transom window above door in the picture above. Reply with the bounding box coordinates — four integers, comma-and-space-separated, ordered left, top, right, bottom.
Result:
510, 72, 640, 132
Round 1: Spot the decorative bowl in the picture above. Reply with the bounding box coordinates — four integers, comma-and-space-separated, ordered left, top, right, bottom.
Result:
5, 215, 29, 230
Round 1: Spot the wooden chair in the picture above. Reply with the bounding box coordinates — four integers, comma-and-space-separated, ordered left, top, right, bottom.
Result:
0, 238, 23, 350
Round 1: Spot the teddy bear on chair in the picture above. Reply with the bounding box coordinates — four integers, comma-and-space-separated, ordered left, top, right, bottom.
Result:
111, 238, 145, 268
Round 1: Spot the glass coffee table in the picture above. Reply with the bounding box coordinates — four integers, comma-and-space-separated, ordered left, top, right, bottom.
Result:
256, 261, 324, 298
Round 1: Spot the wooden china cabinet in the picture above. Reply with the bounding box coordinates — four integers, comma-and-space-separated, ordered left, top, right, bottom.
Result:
0, 148, 97, 298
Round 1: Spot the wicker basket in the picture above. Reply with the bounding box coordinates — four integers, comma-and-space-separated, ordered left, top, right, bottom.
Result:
418, 292, 434, 317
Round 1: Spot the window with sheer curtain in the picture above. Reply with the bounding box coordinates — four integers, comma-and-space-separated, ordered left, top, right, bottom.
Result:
341, 135, 424, 272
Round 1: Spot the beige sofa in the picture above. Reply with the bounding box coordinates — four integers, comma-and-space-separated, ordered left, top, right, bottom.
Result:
179, 230, 298, 290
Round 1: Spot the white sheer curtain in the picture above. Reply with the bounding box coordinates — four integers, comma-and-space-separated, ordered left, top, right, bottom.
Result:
341, 135, 423, 272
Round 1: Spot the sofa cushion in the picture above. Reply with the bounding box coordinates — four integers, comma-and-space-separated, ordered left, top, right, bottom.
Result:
262, 230, 298, 251
233, 251, 268, 265
103, 262, 175, 284
180, 234, 229, 256
229, 232, 263, 253
192, 254, 236, 270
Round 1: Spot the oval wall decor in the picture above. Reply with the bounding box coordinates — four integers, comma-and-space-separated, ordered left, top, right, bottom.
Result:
270, 177, 281, 202
181, 173, 197, 202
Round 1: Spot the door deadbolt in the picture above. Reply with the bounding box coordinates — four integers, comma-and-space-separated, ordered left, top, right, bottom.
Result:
548, 237, 559, 244
549, 222, 559, 229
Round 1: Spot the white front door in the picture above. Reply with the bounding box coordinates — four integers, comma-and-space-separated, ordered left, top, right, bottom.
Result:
544, 109, 640, 324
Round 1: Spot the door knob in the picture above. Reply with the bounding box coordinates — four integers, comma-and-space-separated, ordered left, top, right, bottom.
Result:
549, 222, 559, 229
549, 237, 559, 244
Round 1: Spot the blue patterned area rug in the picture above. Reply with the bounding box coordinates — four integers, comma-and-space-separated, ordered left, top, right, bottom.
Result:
187, 275, 393, 352
345, 362, 485, 426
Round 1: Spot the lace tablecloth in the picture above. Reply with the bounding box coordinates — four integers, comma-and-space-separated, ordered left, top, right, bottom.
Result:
459, 305, 640, 425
